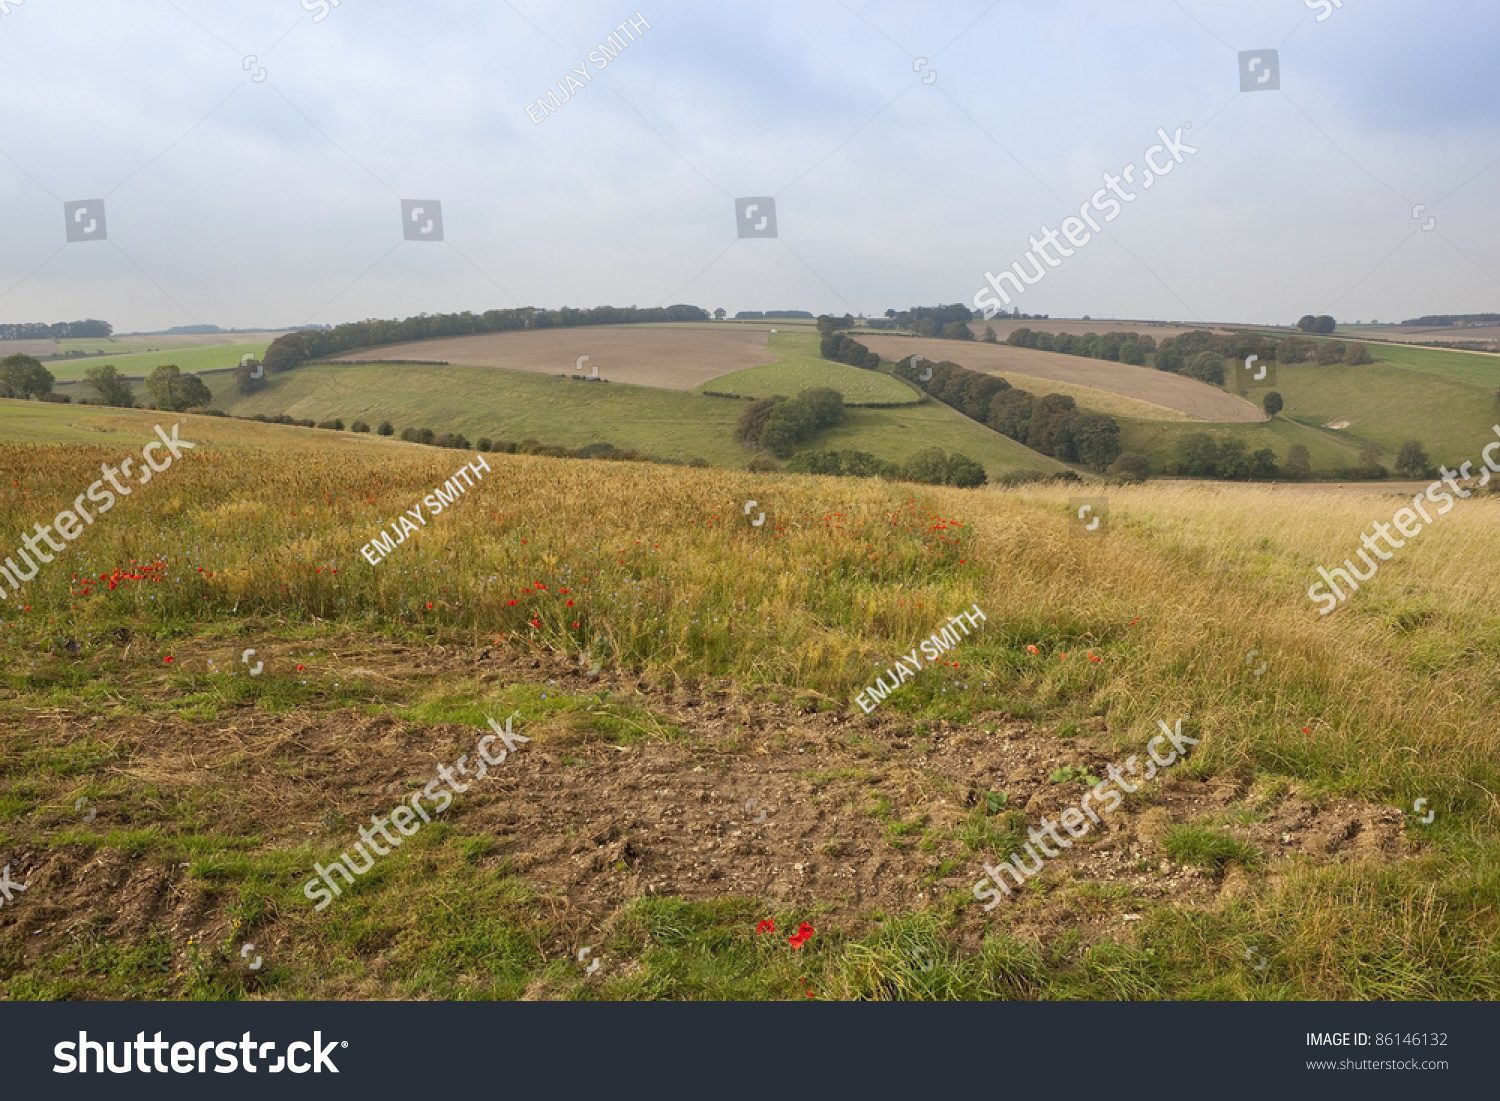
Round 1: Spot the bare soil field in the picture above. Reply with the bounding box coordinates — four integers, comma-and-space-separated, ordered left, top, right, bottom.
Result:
0, 339, 61, 356
328, 326, 777, 390
2, 637, 1411, 986
858, 335, 1266, 423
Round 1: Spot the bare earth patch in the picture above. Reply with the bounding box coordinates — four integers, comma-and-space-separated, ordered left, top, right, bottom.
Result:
0, 640, 1414, 984
859, 335, 1266, 423
327, 326, 776, 391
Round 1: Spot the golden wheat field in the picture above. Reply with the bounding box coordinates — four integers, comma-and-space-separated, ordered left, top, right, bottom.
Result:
1, 425, 1497, 1000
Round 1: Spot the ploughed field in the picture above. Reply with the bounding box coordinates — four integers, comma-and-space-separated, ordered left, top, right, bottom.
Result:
0, 432, 1496, 1000
326, 325, 777, 390
858, 335, 1265, 423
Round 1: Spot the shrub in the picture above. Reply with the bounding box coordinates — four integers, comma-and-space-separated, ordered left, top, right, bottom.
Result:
785, 449, 844, 476
1395, 440, 1432, 479
377, 420, 394, 436
759, 399, 817, 457
575, 442, 616, 459
1283, 444, 1312, 479
476, 437, 492, 452
1184, 352, 1225, 385
1263, 391, 1283, 416
38, 391, 70, 403
1344, 341, 1373, 365
839, 450, 890, 477
1108, 452, 1150, 482
1315, 340, 1346, 365
747, 455, 780, 473
316, 418, 344, 430
351, 420, 370, 433
944, 452, 987, 488
734, 395, 785, 447
687, 457, 710, 467
1172, 433, 1218, 477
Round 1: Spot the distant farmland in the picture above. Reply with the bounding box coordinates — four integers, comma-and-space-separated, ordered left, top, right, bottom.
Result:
326, 324, 778, 390
857, 334, 1265, 423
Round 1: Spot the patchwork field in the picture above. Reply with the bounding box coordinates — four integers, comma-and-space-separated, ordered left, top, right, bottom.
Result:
858, 335, 1265, 423
326, 325, 778, 390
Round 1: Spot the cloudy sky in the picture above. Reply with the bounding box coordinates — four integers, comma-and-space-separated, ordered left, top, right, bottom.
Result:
1, 0, 1496, 333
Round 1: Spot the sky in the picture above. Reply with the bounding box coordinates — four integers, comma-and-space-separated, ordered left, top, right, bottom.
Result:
0, 0, 1496, 333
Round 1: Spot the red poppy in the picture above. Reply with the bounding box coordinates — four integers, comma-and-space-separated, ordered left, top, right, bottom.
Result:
788, 922, 814, 948
756, 919, 775, 934
1027, 645, 1039, 654
297, 664, 306, 672
566, 600, 574, 607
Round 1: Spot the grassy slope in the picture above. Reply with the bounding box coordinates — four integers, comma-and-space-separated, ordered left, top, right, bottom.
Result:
0, 441, 1497, 1000
193, 361, 1061, 477
701, 332, 919, 405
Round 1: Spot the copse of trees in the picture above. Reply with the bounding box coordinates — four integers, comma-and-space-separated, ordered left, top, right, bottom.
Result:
257, 303, 711, 373
1297, 314, 1337, 333
758, 388, 847, 457
865, 304, 975, 338
0, 354, 56, 399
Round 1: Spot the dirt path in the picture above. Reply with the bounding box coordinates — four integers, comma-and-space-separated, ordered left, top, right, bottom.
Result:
859, 335, 1266, 423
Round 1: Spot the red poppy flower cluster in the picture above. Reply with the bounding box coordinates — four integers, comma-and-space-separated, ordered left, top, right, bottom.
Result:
788, 922, 815, 949
73, 559, 170, 596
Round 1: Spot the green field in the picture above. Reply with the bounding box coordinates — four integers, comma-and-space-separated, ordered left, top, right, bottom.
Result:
1116, 413, 1362, 475
701, 332, 920, 405
186, 361, 1062, 476
47, 342, 269, 383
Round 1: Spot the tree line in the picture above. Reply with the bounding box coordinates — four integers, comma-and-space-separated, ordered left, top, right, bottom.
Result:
892, 355, 1125, 473
0, 319, 112, 340
254, 304, 710, 374
785, 446, 986, 487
